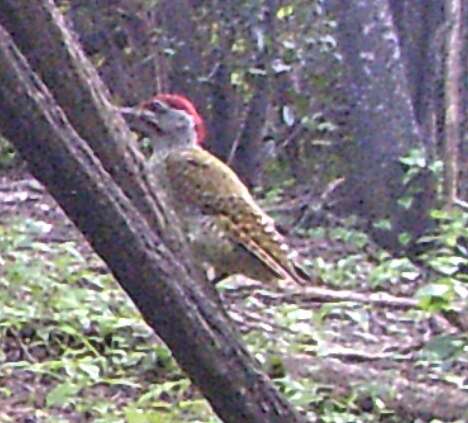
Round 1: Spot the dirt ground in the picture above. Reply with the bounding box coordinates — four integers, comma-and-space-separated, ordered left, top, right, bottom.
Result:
0, 170, 467, 422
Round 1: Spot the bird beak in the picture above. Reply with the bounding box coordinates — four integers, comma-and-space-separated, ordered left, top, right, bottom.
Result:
116, 106, 161, 136
116, 106, 144, 125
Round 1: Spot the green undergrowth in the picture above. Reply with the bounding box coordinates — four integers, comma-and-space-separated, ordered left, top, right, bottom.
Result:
299, 212, 467, 312
0, 214, 466, 422
0, 219, 215, 422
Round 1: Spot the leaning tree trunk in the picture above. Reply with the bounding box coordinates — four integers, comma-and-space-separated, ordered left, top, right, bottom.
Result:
0, 2, 306, 422
324, 0, 435, 253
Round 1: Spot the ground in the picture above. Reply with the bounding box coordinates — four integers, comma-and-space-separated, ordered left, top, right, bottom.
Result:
0, 170, 466, 422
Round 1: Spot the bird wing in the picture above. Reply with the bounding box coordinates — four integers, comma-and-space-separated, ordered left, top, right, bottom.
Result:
164, 147, 310, 285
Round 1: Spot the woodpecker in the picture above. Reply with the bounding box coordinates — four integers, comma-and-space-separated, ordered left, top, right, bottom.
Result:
119, 94, 311, 286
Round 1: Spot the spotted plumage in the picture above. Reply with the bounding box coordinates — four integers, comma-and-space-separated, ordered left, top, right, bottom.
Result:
119, 94, 311, 286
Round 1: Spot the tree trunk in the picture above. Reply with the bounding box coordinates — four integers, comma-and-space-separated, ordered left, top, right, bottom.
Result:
443, 0, 463, 208
160, 0, 209, 117
0, 2, 306, 422
209, 56, 238, 162
388, 0, 445, 138
232, 82, 270, 187
324, 0, 435, 253
462, 1, 468, 201
231, 0, 278, 187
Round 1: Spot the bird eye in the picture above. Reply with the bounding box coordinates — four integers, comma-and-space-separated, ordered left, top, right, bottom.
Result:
147, 101, 167, 114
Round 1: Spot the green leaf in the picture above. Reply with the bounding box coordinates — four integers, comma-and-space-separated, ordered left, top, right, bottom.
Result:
428, 160, 444, 175
430, 209, 452, 220
373, 219, 392, 230
247, 67, 267, 76
428, 256, 466, 275
272, 60, 291, 74
397, 196, 413, 209
421, 335, 464, 360
398, 232, 412, 246
416, 282, 453, 312
399, 148, 426, 168
418, 283, 451, 297
46, 382, 81, 407
230, 71, 243, 86
125, 408, 173, 423
78, 362, 101, 381
277, 5, 294, 19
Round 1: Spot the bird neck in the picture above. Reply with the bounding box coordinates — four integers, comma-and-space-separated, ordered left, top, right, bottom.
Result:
151, 129, 198, 155
149, 135, 199, 166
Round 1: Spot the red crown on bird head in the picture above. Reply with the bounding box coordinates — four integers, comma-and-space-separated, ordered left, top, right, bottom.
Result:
142, 94, 206, 145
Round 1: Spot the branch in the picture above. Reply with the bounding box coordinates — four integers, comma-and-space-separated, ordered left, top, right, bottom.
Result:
254, 286, 418, 309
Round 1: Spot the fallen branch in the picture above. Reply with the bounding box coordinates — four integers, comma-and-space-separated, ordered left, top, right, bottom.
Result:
256, 286, 418, 309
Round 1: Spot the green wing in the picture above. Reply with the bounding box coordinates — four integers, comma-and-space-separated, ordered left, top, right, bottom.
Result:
165, 147, 256, 214
165, 147, 310, 285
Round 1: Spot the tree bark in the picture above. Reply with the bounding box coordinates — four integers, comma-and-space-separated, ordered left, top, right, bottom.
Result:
159, 0, 209, 117
232, 82, 270, 187
462, 2, 468, 201
0, 3, 306, 422
443, 0, 463, 208
231, 0, 278, 187
388, 1, 445, 134
324, 0, 435, 253
209, 56, 238, 162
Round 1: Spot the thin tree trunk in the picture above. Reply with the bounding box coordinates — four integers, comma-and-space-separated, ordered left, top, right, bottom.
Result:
443, 0, 463, 208
231, 0, 278, 187
209, 56, 238, 161
160, 0, 208, 116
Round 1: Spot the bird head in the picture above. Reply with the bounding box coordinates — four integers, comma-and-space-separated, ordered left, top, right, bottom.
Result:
119, 94, 206, 150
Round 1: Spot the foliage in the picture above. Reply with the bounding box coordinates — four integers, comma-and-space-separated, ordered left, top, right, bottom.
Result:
416, 208, 468, 312
395, 149, 467, 312
0, 219, 194, 422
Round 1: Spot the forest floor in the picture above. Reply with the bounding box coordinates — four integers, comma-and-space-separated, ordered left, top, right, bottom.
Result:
0, 170, 467, 423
